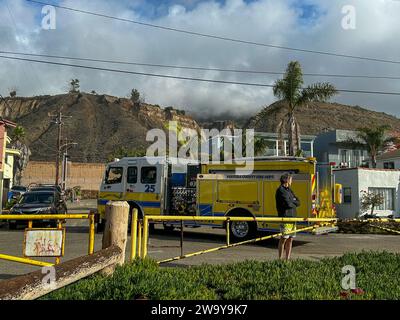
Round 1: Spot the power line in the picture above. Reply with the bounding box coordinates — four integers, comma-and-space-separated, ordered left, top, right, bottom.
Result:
1, 54, 400, 96
2, 50, 400, 80
26, 0, 400, 65
6, 0, 44, 96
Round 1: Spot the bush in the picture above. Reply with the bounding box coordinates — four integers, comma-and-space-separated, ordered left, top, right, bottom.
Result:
42, 251, 400, 300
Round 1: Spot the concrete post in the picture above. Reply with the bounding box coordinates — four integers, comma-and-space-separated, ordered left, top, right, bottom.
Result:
101, 201, 129, 275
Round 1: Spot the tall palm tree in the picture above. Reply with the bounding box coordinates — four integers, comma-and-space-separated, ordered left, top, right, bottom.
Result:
347, 125, 397, 168
273, 61, 337, 156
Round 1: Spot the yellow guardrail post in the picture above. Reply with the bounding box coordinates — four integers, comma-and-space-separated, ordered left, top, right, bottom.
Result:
88, 210, 95, 255
142, 216, 149, 258
55, 220, 63, 265
130, 209, 138, 261
180, 220, 184, 257
137, 220, 142, 258
226, 219, 230, 246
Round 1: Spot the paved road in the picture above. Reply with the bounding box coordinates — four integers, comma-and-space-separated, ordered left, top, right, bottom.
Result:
1, 216, 400, 280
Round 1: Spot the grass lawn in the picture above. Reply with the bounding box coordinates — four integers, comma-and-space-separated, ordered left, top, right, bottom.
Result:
42, 251, 400, 300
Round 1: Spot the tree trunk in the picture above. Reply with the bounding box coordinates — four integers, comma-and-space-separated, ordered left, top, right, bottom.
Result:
287, 113, 298, 156
277, 119, 285, 156
371, 154, 377, 168
294, 119, 301, 156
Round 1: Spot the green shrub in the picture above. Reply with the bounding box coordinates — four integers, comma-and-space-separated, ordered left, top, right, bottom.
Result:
42, 251, 400, 300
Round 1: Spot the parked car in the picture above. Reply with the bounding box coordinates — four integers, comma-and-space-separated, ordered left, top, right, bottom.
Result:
8, 191, 68, 229
29, 184, 63, 194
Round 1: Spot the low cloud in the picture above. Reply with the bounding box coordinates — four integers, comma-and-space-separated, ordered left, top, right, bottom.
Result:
0, 0, 399, 118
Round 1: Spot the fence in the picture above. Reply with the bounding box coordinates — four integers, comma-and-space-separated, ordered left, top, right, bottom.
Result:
0, 202, 128, 300
1, 202, 400, 300
130, 214, 338, 263
0, 212, 95, 267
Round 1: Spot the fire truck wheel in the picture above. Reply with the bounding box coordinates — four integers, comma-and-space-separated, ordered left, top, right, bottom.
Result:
230, 220, 256, 242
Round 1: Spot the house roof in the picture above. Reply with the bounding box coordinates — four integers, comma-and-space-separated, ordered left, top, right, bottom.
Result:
376, 149, 400, 161
255, 132, 316, 140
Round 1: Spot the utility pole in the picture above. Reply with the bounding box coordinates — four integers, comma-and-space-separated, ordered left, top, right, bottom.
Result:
49, 111, 74, 187
55, 112, 62, 186
61, 138, 77, 191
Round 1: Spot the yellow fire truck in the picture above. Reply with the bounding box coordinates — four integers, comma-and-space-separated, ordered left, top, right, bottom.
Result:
97, 156, 341, 240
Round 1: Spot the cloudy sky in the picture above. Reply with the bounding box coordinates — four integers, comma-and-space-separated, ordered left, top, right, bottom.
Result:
0, 0, 399, 119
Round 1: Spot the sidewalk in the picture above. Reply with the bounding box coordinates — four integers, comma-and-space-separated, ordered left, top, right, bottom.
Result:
67, 199, 97, 212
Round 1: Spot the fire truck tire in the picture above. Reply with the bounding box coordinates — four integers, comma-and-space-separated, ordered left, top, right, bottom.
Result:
229, 221, 256, 242
226, 210, 257, 242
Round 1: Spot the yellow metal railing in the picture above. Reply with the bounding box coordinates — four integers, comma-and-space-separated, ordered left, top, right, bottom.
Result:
130, 214, 338, 263
0, 212, 96, 267
368, 224, 400, 235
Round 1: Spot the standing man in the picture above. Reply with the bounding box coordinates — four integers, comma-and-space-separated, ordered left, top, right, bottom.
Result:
275, 173, 300, 260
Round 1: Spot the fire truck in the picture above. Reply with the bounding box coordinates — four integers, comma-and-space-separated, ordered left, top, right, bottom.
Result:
97, 156, 341, 240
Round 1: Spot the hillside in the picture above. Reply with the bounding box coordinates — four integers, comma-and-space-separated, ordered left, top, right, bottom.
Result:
245, 101, 400, 134
2, 94, 400, 163
0, 93, 200, 162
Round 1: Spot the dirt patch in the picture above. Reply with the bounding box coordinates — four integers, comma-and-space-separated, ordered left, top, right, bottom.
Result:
337, 221, 400, 234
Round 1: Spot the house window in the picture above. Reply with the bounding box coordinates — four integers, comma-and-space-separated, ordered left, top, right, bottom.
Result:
339, 149, 350, 166
343, 187, 352, 203
383, 162, 395, 169
352, 150, 360, 167
368, 187, 395, 210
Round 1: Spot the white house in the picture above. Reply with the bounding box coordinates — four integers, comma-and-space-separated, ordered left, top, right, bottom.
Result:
334, 167, 400, 219
375, 149, 400, 169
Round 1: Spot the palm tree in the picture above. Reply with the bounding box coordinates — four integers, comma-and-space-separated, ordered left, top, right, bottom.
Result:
273, 61, 337, 156
348, 125, 398, 168
69, 79, 80, 93
12, 125, 25, 142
